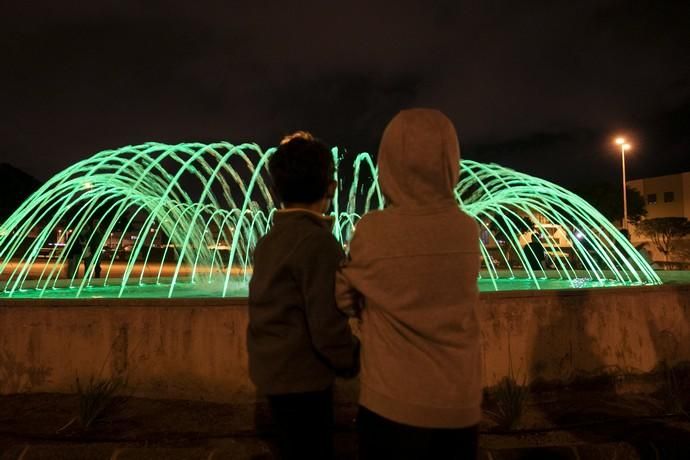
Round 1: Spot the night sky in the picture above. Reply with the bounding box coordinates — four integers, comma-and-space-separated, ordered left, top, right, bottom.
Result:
2, 0, 689, 187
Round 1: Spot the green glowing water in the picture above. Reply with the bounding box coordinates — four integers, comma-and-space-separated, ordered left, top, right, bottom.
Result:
3, 282, 248, 299
0, 277, 646, 299
0, 142, 661, 299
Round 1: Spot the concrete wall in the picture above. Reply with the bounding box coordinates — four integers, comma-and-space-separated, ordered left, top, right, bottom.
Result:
1, 285, 689, 402
0, 298, 253, 400
480, 286, 690, 386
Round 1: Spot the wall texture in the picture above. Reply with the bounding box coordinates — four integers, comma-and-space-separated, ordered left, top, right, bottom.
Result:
478, 286, 690, 386
1, 285, 689, 402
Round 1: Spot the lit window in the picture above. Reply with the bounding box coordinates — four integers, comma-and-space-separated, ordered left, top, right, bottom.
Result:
664, 192, 674, 203
647, 194, 657, 204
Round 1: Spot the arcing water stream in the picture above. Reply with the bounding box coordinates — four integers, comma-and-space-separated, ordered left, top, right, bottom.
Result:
0, 142, 660, 298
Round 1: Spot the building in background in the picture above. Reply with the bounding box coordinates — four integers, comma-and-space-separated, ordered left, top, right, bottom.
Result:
628, 171, 690, 220
627, 171, 690, 263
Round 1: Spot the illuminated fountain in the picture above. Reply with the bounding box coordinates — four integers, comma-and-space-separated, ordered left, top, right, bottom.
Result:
0, 142, 660, 299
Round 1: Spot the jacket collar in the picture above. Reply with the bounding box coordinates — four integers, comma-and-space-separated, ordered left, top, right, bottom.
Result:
274, 208, 334, 230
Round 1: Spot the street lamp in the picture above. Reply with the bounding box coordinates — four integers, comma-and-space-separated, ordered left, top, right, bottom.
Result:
614, 137, 632, 229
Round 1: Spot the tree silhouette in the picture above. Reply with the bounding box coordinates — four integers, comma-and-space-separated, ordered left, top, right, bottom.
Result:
575, 183, 647, 225
0, 163, 42, 222
637, 217, 690, 261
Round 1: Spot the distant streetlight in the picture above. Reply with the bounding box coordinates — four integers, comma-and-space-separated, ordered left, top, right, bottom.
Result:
614, 137, 632, 229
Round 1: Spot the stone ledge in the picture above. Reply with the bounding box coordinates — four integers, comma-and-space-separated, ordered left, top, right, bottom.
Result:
2, 279, 688, 308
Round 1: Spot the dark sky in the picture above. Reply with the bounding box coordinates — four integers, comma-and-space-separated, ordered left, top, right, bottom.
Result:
2, 0, 689, 187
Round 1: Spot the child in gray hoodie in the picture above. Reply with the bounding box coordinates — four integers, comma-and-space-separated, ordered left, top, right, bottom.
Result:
337, 109, 481, 459
248, 133, 359, 460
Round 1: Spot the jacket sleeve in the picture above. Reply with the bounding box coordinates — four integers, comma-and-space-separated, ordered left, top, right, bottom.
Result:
336, 221, 368, 318
296, 231, 359, 377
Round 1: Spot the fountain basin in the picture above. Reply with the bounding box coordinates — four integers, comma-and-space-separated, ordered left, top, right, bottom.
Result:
0, 275, 653, 299
1, 280, 688, 401
0, 142, 661, 299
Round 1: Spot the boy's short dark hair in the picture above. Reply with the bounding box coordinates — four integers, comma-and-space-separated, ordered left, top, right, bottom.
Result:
269, 132, 334, 204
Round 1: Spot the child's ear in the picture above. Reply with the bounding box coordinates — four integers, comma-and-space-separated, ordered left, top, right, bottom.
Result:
326, 180, 337, 199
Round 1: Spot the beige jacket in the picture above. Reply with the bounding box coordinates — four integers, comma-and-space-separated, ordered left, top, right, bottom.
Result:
337, 108, 481, 428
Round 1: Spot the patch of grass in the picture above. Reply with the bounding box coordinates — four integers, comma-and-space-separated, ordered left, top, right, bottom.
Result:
487, 372, 529, 430
75, 375, 127, 429
659, 361, 686, 416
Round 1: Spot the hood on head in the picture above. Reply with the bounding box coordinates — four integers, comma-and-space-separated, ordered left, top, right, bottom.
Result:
377, 108, 460, 207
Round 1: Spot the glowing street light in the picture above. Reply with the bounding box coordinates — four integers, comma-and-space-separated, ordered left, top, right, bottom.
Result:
614, 137, 632, 229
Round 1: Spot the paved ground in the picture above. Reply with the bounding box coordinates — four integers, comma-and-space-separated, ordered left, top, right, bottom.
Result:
0, 439, 649, 460
2, 380, 690, 459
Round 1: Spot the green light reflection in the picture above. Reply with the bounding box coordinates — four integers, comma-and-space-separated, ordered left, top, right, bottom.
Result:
0, 142, 661, 299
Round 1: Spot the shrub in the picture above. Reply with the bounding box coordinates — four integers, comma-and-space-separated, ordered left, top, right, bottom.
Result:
488, 371, 528, 430
76, 375, 127, 429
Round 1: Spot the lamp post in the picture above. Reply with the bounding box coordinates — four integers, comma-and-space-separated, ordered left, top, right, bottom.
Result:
614, 137, 631, 229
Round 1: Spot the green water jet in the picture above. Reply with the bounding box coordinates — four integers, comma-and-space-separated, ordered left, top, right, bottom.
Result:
0, 142, 660, 298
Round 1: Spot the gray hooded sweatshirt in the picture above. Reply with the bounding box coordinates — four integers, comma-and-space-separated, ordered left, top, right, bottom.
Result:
337, 108, 481, 428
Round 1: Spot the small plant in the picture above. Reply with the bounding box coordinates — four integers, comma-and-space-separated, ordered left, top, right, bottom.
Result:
660, 361, 686, 416
76, 375, 127, 429
488, 372, 529, 430
487, 340, 529, 431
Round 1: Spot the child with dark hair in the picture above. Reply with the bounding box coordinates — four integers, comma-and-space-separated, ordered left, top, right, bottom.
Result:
248, 132, 359, 460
